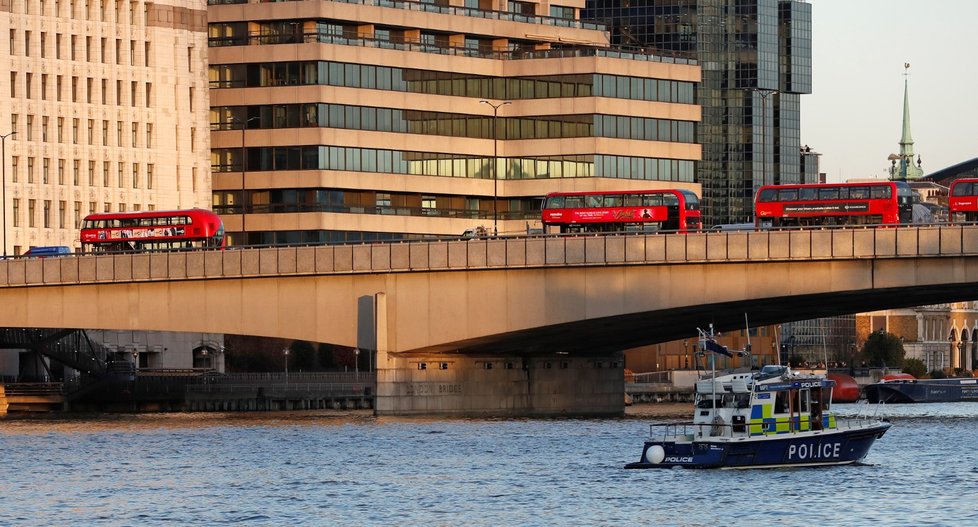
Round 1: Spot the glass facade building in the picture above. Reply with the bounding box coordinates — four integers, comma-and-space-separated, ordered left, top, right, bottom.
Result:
583, 0, 813, 226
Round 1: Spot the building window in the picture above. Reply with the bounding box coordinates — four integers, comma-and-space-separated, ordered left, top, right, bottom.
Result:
28, 199, 36, 227
59, 201, 66, 229
74, 159, 80, 185
132, 163, 139, 188
147, 164, 153, 189
58, 159, 65, 184
43, 200, 51, 228
103, 161, 110, 187
88, 160, 95, 185
10, 156, 17, 183
132, 122, 138, 147
118, 162, 124, 187
42, 157, 49, 183
146, 123, 152, 147
12, 199, 19, 227
27, 157, 34, 183
74, 201, 82, 228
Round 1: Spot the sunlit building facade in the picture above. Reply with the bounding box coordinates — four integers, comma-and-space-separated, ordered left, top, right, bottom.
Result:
1, 0, 212, 255
207, 0, 702, 245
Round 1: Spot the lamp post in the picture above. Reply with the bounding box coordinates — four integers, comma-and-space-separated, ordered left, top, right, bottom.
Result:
750, 88, 777, 189
1, 131, 16, 258
235, 116, 259, 246
849, 342, 856, 376
283, 347, 290, 382
354, 348, 360, 375
479, 99, 510, 236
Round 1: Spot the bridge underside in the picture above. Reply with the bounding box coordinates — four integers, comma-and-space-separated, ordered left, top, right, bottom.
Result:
412, 284, 978, 357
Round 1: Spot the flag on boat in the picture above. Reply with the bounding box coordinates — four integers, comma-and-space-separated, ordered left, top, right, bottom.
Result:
702, 338, 732, 357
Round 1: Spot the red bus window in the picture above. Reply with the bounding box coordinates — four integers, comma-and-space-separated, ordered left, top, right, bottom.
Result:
818, 188, 839, 200
952, 183, 971, 196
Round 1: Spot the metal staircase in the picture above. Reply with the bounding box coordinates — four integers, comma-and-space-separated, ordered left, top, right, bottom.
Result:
0, 328, 110, 377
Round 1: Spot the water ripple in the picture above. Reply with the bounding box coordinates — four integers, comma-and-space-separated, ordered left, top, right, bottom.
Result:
2, 408, 978, 525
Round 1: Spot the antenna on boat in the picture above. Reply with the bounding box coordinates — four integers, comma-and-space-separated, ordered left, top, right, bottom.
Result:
744, 313, 753, 367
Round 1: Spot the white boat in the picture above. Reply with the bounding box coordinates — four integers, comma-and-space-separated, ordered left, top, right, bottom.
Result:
625, 332, 891, 469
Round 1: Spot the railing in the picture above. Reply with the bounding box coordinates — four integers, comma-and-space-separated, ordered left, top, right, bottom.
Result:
208, 0, 608, 32
650, 413, 885, 439
629, 371, 672, 384
211, 203, 538, 221
4, 225, 978, 286
207, 32, 695, 65
1, 383, 65, 396
186, 382, 370, 395
190, 372, 374, 384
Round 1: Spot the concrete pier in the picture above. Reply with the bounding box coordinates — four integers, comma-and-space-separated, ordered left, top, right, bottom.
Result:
375, 351, 625, 417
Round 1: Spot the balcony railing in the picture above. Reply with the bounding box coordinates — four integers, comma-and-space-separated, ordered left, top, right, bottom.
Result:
208, 0, 607, 32
208, 31, 696, 65
212, 203, 538, 221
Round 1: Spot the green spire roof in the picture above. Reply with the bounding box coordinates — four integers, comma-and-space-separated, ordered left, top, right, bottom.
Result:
890, 63, 923, 181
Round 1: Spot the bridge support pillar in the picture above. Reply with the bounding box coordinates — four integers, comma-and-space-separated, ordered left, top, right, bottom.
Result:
374, 352, 625, 417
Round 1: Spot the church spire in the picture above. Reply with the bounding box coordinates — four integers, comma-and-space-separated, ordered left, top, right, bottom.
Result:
889, 63, 923, 181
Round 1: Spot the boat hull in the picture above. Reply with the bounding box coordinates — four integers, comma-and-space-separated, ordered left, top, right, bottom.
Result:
624, 423, 891, 469
865, 379, 978, 403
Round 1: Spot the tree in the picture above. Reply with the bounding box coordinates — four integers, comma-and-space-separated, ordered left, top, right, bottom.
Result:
902, 357, 926, 378
862, 330, 905, 368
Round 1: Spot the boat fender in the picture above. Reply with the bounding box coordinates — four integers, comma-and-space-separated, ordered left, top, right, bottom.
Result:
645, 445, 666, 465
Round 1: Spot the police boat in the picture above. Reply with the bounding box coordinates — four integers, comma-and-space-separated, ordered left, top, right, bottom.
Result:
625, 332, 891, 469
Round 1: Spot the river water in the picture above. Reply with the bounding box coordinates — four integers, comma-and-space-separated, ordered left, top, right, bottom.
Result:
1, 403, 976, 526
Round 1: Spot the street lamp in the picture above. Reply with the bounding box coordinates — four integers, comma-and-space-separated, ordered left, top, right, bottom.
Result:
479, 99, 510, 236
235, 115, 259, 246
354, 348, 360, 375
750, 88, 777, 188
1, 131, 16, 258
283, 347, 290, 381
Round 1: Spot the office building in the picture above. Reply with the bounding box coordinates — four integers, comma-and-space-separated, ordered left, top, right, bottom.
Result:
207, 0, 702, 244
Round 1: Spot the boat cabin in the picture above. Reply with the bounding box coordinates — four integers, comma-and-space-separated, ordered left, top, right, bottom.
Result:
692, 366, 836, 437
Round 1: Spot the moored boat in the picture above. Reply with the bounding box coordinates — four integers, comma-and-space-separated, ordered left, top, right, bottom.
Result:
625, 359, 891, 469
826, 372, 861, 403
864, 377, 978, 403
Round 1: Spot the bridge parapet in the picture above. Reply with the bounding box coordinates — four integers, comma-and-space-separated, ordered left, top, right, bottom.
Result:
2, 226, 978, 288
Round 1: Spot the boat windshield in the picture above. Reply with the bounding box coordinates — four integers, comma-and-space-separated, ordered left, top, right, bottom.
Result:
756, 365, 788, 380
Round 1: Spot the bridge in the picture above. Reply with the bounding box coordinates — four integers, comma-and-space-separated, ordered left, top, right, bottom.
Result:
3, 225, 978, 415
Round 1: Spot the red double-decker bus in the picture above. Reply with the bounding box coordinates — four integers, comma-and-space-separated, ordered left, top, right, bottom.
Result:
949, 178, 978, 221
541, 189, 702, 233
754, 181, 913, 228
80, 209, 226, 253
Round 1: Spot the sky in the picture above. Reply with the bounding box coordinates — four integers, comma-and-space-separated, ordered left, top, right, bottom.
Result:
803, 0, 978, 183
